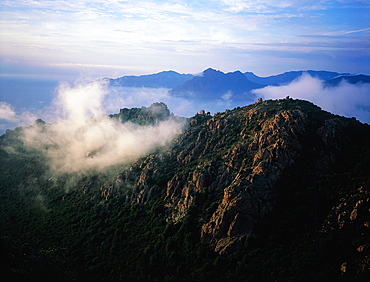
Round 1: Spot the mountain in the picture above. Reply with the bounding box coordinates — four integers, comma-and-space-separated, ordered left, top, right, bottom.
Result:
108, 69, 355, 98
169, 68, 264, 99
109, 70, 194, 88
244, 70, 351, 85
1, 99, 370, 281
324, 74, 370, 87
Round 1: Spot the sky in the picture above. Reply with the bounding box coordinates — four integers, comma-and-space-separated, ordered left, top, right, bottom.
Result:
1, 0, 370, 79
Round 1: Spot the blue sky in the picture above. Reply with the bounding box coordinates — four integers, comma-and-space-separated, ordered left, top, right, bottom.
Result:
1, 0, 369, 79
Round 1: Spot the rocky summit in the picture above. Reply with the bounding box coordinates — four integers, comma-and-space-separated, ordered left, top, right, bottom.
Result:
1, 99, 370, 281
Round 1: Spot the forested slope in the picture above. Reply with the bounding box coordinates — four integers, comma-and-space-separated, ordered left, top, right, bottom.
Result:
1, 99, 370, 281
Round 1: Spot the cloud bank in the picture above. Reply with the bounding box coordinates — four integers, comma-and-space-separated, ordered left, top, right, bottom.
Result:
20, 80, 185, 174
252, 73, 370, 124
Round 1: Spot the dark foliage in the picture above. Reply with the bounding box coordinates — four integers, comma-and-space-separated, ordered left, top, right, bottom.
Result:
1, 99, 370, 281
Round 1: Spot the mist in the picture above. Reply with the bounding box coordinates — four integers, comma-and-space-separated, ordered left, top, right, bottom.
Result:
104, 85, 247, 118
20, 80, 185, 174
252, 73, 370, 124
7, 72, 369, 176
0, 102, 37, 132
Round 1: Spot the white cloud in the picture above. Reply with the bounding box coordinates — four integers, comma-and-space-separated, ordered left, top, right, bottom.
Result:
0, 102, 17, 122
0, 102, 37, 132
20, 80, 185, 173
214, 0, 325, 13
253, 73, 370, 124
0, 0, 280, 75
217, 91, 233, 108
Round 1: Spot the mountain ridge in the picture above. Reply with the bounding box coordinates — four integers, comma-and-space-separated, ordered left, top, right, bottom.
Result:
1, 99, 370, 280
168, 68, 264, 99
108, 68, 362, 90
324, 74, 370, 87
109, 70, 194, 88
108, 69, 369, 102
244, 70, 351, 85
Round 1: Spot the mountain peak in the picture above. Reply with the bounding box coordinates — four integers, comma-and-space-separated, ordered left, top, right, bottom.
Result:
202, 68, 223, 76
203, 67, 218, 72
170, 69, 263, 98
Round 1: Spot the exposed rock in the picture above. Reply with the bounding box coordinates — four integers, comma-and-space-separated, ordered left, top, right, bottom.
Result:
321, 186, 370, 279
316, 118, 349, 150
200, 108, 307, 253
214, 236, 247, 256
323, 187, 370, 231
112, 99, 369, 255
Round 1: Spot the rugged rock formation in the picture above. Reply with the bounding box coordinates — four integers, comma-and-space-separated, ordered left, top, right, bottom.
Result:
2, 98, 370, 281
113, 98, 366, 254
321, 186, 370, 279
199, 108, 307, 254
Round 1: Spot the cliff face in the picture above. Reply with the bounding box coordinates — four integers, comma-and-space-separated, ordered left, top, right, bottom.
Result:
200, 107, 307, 254
114, 98, 368, 255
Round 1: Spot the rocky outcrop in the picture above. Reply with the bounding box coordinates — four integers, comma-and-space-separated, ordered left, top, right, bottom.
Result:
322, 186, 370, 232
316, 118, 349, 150
120, 99, 311, 254
321, 186, 370, 279
200, 107, 307, 254
105, 99, 364, 255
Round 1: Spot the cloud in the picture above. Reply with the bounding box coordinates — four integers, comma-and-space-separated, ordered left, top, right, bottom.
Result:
104, 85, 245, 119
214, 0, 325, 13
252, 73, 370, 124
2, 0, 369, 77
0, 102, 37, 132
0, 102, 17, 122
217, 91, 233, 108
20, 80, 185, 174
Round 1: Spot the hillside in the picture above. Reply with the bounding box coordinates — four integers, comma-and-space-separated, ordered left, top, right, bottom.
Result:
1, 99, 370, 281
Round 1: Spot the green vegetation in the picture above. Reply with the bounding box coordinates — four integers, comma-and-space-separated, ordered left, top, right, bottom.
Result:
110, 102, 173, 125
1, 99, 370, 281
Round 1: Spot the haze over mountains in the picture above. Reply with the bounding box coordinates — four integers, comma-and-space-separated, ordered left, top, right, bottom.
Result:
109, 68, 369, 98
244, 70, 351, 85
106, 68, 370, 125
1, 68, 370, 136
168, 68, 264, 99
108, 70, 193, 89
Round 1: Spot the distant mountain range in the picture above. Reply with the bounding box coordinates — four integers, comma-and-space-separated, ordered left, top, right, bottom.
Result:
169, 68, 264, 99
109, 68, 370, 99
244, 70, 351, 85
108, 70, 193, 88
324, 74, 370, 87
